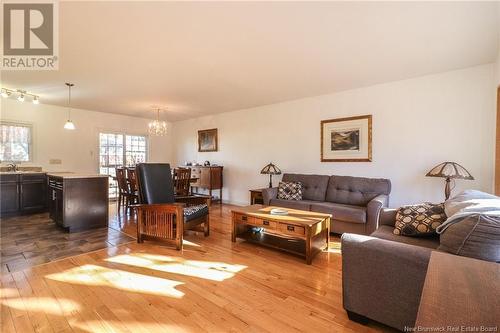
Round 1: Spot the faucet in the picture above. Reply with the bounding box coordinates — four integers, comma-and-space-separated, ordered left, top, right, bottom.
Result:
7, 163, 18, 172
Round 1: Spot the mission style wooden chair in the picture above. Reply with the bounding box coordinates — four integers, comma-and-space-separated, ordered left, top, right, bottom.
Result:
134, 163, 210, 250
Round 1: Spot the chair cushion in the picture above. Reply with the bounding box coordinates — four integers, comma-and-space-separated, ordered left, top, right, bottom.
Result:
269, 199, 311, 211
184, 204, 209, 222
371, 226, 440, 250
277, 181, 303, 200
282, 174, 329, 201
310, 202, 366, 224
393, 203, 446, 237
325, 175, 391, 206
136, 163, 175, 204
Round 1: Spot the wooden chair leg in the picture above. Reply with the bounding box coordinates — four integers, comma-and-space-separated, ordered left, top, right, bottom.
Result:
204, 216, 210, 236
125, 196, 130, 215
117, 193, 122, 213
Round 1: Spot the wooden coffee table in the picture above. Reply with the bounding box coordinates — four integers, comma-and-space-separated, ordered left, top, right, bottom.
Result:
231, 205, 331, 264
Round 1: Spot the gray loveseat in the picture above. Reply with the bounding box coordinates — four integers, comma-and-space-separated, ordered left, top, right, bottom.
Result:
262, 173, 391, 235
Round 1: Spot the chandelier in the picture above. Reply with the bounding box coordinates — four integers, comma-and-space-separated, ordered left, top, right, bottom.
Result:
148, 108, 167, 136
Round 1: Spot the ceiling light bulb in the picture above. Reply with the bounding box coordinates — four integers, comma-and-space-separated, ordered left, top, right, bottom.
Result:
64, 120, 76, 130
32, 96, 39, 104
1, 90, 9, 98
17, 94, 25, 102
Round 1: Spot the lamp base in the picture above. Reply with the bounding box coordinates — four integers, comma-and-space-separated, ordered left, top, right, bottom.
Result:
269, 174, 273, 188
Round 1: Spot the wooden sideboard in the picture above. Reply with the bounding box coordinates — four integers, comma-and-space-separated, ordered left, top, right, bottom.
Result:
189, 166, 223, 205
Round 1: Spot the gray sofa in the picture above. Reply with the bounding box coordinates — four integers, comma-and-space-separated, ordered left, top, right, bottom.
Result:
341, 206, 500, 331
262, 173, 391, 235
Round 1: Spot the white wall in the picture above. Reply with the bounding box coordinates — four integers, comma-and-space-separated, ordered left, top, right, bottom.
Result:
172, 65, 496, 207
0, 99, 173, 173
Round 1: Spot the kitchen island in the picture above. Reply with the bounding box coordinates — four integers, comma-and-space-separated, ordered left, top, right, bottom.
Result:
47, 173, 109, 232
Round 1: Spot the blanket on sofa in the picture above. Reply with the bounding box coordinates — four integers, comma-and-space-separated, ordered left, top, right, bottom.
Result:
436, 190, 500, 234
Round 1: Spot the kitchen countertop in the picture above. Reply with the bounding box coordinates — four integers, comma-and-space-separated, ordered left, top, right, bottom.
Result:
0, 171, 46, 175
0, 171, 108, 179
46, 172, 109, 179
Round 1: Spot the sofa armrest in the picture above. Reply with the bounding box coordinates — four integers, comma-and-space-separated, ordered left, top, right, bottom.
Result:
365, 194, 389, 234
379, 208, 397, 227
341, 233, 432, 331
262, 187, 278, 205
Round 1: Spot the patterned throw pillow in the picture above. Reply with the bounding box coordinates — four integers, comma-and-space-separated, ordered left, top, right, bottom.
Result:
393, 203, 447, 236
277, 181, 303, 201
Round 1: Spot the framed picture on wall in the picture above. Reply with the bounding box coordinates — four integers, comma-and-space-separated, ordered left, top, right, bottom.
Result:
198, 128, 218, 152
320, 115, 372, 162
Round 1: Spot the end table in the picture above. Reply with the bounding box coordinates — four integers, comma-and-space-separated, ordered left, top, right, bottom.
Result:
249, 188, 265, 205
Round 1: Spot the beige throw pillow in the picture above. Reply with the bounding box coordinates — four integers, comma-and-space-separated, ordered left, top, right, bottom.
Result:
393, 203, 446, 236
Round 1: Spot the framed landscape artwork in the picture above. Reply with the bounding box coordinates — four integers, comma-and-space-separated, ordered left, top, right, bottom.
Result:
198, 128, 218, 152
320, 115, 372, 162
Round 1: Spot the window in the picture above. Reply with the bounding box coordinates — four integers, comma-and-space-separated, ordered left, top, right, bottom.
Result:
99, 132, 148, 198
0, 122, 32, 162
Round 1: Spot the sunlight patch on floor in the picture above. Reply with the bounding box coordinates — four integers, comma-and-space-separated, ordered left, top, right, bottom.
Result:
46, 264, 184, 298
0, 288, 19, 298
182, 239, 201, 247
327, 241, 342, 254
72, 320, 193, 333
105, 252, 247, 281
1, 296, 81, 314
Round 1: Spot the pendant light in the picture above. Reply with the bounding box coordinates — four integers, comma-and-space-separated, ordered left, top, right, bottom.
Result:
148, 107, 167, 136
64, 83, 76, 130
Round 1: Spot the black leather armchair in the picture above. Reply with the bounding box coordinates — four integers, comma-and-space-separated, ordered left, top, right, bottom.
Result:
134, 163, 210, 250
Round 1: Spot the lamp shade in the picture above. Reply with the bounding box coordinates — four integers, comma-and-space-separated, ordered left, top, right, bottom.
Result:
426, 162, 474, 180
260, 162, 281, 175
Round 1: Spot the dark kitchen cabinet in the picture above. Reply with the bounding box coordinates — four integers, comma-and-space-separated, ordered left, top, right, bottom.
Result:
0, 173, 47, 216
20, 174, 47, 213
48, 174, 108, 232
0, 177, 19, 214
48, 177, 63, 226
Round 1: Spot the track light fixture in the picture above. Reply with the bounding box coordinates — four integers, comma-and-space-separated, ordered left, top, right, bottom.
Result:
1, 87, 40, 104
17, 92, 25, 102
1, 89, 11, 98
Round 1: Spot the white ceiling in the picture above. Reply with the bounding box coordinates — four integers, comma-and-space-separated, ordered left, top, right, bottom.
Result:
2, 1, 499, 121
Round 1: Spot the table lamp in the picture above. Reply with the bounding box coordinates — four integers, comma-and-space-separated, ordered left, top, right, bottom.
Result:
260, 162, 281, 188
426, 161, 474, 200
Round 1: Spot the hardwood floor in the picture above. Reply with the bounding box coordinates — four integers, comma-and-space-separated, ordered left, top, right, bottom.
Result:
1, 204, 395, 332
1, 210, 135, 273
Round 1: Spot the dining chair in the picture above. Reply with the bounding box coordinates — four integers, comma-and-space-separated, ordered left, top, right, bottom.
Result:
127, 167, 138, 193
173, 167, 191, 196
116, 167, 138, 214
134, 163, 211, 250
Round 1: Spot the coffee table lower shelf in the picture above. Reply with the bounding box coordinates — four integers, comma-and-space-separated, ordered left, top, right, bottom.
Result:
231, 205, 330, 264
236, 229, 307, 258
